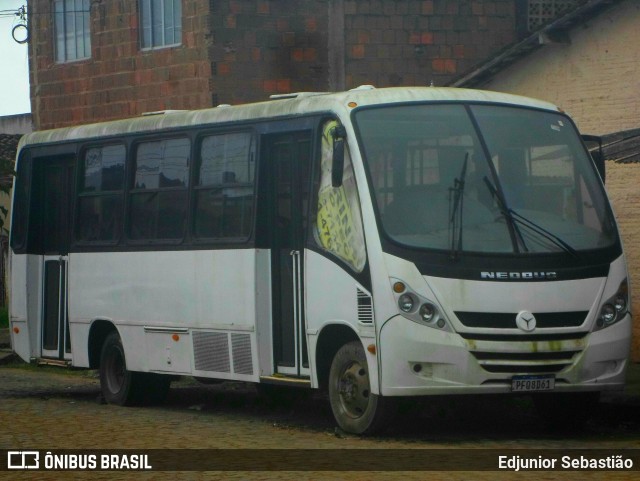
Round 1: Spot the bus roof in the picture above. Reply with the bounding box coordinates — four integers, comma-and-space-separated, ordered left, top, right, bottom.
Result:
18, 87, 560, 150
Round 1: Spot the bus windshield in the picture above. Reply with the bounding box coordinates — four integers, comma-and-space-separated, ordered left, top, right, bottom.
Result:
356, 103, 617, 255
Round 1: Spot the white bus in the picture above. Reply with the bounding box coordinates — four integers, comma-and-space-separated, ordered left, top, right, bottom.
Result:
9, 87, 631, 434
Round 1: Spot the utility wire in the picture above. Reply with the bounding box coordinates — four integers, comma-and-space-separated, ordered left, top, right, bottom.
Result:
4, 5, 28, 44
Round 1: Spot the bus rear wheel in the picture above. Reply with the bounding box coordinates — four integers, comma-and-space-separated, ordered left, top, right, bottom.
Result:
99, 331, 170, 406
328, 341, 393, 434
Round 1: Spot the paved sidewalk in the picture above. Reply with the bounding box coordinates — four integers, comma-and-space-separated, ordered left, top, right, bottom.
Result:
1, 327, 638, 405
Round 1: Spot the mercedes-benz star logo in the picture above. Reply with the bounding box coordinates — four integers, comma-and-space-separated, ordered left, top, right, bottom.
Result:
515, 310, 537, 332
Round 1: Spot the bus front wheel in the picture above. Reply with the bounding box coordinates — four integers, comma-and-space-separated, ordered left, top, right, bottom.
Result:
99, 331, 170, 406
328, 341, 393, 434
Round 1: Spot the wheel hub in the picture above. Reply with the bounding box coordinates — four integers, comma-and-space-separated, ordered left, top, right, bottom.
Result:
338, 361, 370, 417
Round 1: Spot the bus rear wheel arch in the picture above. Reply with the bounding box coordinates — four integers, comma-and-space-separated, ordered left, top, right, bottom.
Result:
99, 331, 171, 406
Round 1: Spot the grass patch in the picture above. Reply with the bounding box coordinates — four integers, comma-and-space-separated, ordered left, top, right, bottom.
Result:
1, 359, 98, 378
0, 306, 7, 328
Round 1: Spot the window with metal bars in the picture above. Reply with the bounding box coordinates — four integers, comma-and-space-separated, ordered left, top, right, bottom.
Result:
140, 0, 182, 49
54, 0, 91, 63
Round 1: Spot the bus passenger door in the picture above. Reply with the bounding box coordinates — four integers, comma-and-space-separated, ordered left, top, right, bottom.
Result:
265, 132, 312, 377
33, 156, 74, 361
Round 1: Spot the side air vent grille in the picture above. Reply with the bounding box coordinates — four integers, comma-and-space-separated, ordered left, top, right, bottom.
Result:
231, 333, 254, 375
193, 331, 230, 373
193, 331, 255, 375
357, 288, 374, 325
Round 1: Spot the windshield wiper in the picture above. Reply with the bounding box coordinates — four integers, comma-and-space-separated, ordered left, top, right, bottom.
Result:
483, 176, 528, 253
509, 209, 579, 258
449, 153, 468, 261
483, 176, 578, 258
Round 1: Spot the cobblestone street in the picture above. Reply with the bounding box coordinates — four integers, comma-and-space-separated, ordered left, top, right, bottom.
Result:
1, 360, 639, 481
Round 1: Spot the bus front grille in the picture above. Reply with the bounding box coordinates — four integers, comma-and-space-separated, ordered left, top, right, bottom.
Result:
459, 332, 588, 342
470, 350, 580, 374
455, 311, 588, 329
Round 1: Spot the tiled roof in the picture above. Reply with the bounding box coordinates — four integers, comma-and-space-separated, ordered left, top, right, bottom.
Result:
602, 128, 640, 164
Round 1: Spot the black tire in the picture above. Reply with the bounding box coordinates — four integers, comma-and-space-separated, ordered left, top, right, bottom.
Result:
533, 392, 599, 431
99, 331, 171, 406
328, 341, 394, 434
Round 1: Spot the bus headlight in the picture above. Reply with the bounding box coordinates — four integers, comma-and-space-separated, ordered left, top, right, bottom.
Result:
595, 279, 629, 330
390, 278, 450, 331
614, 294, 627, 313
419, 303, 435, 322
600, 304, 616, 325
398, 294, 415, 312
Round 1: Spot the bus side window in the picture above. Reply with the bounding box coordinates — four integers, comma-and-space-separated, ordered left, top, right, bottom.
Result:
314, 120, 366, 272
193, 132, 255, 240
10, 151, 30, 252
76, 145, 125, 243
129, 138, 190, 241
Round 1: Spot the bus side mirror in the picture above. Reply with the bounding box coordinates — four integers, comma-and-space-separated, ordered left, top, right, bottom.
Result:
582, 134, 605, 184
331, 125, 347, 188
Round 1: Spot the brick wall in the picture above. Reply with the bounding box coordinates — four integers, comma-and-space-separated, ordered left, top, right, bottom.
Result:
344, 0, 517, 88
604, 161, 640, 362
209, 0, 519, 100
209, 0, 329, 105
29, 0, 213, 130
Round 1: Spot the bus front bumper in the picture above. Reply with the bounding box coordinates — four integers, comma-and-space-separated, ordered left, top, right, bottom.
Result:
378, 314, 631, 396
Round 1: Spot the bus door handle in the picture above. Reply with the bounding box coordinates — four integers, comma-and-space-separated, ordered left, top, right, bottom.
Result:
290, 250, 301, 286
290, 249, 302, 325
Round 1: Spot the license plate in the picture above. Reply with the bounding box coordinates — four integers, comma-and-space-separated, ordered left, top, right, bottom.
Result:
511, 375, 555, 392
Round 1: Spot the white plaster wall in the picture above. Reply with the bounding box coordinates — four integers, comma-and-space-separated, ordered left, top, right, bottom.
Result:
483, 0, 640, 135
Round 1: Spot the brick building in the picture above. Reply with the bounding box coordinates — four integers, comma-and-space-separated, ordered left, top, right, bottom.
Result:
27, 0, 529, 130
